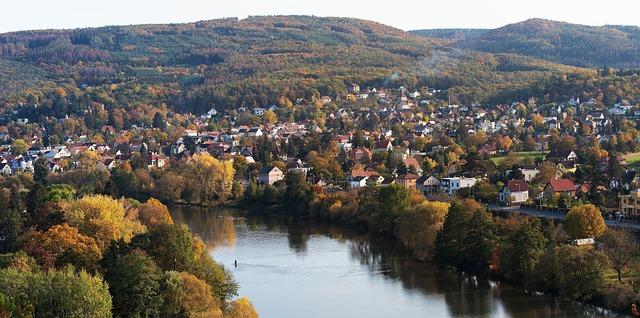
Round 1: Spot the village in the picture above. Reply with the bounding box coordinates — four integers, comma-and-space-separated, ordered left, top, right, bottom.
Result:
2, 83, 640, 222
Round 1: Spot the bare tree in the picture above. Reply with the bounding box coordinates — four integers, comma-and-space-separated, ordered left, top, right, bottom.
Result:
601, 228, 638, 282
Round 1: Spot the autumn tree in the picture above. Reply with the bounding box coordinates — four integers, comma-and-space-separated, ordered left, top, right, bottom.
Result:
63, 195, 145, 249
563, 204, 606, 239
396, 200, 450, 260
186, 153, 235, 203
162, 271, 222, 318
601, 229, 638, 282
137, 198, 174, 230
225, 297, 259, 318
22, 224, 102, 271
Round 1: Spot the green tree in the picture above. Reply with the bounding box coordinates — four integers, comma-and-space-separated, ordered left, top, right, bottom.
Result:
500, 218, 547, 282
283, 171, 312, 213
0, 266, 112, 318
530, 245, 607, 301
105, 250, 164, 318
396, 201, 450, 260
462, 208, 497, 273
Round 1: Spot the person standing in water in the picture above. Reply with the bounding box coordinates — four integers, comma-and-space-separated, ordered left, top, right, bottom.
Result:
234, 260, 237, 268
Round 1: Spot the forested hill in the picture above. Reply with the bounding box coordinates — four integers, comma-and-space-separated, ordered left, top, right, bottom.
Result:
0, 16, 438, 114
412, 18, 640, 68
1, 15, 636, 119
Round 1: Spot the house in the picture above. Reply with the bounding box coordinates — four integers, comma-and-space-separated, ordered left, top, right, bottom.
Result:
416, 175, 440, 194
396, 174, 419, 189
546, 149, 577, 162
0, 162, 12, 175
543, 179, 576, 200
499, 179, 529, 204
557, 161, 577, 174
440, 177, 477, 195
402, 157, 423, 174
619, 189, 640, 216
520, 166, 540, 182
373, 140, 393, 153
350, 176, 368, 188
258, 166, 284, 185
348, 147, 372, 162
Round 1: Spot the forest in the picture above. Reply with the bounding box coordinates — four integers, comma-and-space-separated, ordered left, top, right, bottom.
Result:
1, 15, 639, 121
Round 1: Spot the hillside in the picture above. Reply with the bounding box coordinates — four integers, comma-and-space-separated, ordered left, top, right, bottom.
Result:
0, 15, 619, 120
413, 19, 640, 68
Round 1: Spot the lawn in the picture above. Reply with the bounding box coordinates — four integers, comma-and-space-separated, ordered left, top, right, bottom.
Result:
490, 151, 548, 165
623, 152, 640, 169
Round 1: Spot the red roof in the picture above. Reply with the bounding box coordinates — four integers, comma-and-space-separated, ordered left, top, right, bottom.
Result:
507, 179, 529, 192
548, 179, 575, 192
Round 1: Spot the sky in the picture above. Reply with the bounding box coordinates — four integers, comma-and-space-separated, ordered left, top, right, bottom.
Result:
1, 0, 639, 33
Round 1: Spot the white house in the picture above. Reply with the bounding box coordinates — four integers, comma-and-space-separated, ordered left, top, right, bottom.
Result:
350, 176, 368, 188
440, 177, 477, 195
520, 166, 540, 182
499, 179, 529, 204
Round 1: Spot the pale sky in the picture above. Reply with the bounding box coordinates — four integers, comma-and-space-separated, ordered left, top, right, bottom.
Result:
1, 0, 638, 33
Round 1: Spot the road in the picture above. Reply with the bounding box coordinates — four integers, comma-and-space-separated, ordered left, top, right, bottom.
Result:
486, 204, 640, 231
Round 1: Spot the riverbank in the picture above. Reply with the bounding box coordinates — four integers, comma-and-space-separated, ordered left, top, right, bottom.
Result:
171, 205, 626, 318
237, 183, 637, 316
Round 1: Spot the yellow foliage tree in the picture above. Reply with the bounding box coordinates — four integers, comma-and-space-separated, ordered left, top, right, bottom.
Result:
138, 198, 174, 229
187, 153, 235, 203
63, 195, 145, 249
225, 297, 259, 318
564, 204, 607, 239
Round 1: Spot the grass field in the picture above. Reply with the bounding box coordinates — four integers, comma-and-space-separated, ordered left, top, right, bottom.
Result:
623, 152, 640, 169
490, 151, 548, 165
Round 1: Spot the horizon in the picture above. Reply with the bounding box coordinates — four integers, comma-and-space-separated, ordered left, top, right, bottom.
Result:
2, 0, 639, 33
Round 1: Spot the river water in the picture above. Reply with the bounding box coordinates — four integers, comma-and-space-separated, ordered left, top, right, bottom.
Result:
170, 206, 624, 318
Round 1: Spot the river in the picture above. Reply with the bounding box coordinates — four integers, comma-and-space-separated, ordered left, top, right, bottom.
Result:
170, 206, 624, 318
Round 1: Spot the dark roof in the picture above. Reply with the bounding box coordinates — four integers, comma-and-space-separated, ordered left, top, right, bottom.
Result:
259, 166, 278, 174
506, 179, 529, 192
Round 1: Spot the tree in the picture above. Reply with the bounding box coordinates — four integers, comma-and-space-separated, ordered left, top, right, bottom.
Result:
434, 199, 491, 270
151, 172, 185, 202
0, 187, 27, 252
0, 266, 112, 318
63, 195, 145, 249
10, 139, 28, 155
22, 224, 102, 271
500, 218, 547, 282
45, 184, 76, 202
263, 109, 277, 124
530, 245, 607, 301
601, 229, 638, 282
105, 250, 164, 318
396, 200, 450, 260
462, 208, 497, 273
186, 153, 235, 203
162, 271, 222, 318
225, 297, 258, 318
283, 172, 312, 213
137, 198, 174, 230
131, 224, 194, 272
563, 204, 606, 239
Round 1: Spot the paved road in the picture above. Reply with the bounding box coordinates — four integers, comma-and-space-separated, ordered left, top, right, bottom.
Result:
486, 204, 640, 231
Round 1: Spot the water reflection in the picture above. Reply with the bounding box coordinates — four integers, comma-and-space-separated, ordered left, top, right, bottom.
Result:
171, 206, 625, 318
